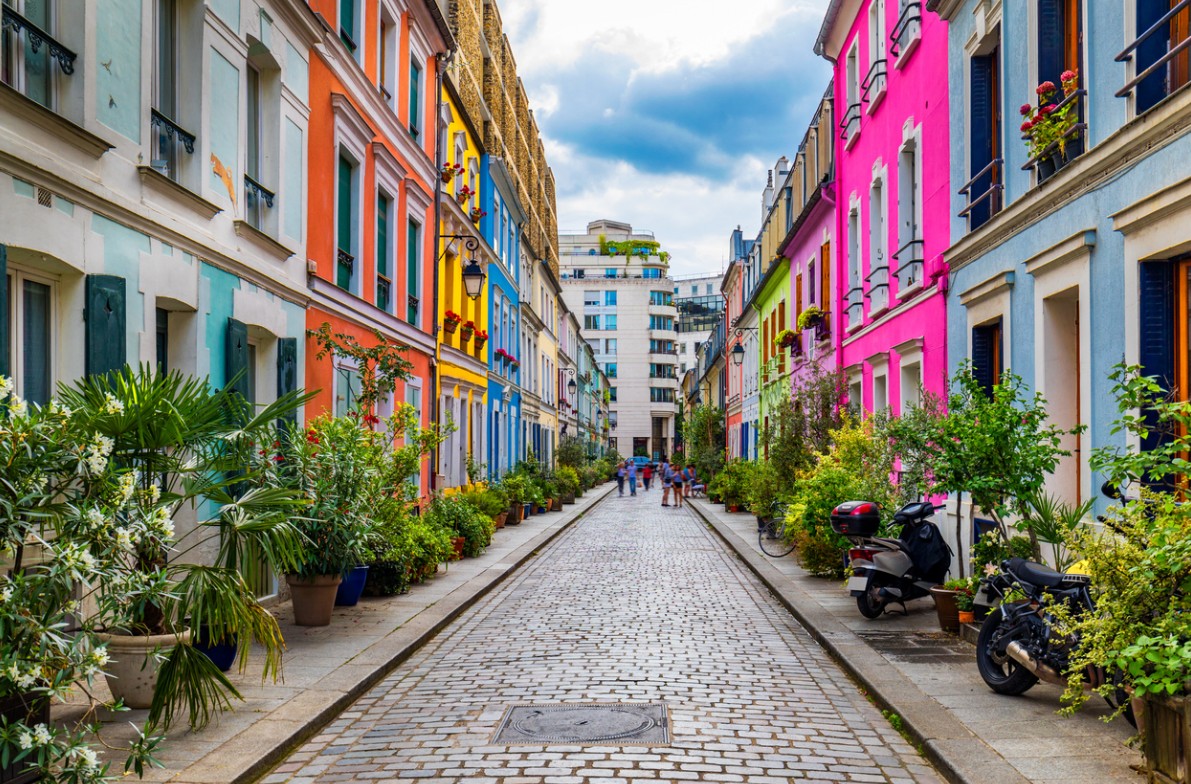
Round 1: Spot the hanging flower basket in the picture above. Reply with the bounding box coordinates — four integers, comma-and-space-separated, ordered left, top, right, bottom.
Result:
474, 330, 488, 350
455, 185, 474, 205
460, 321, 476, 342
440, 162, 464, 183
444, 310, 462, 334
470, 208, 487, 223
775, 328, 798, 348
796, 306, 825, 331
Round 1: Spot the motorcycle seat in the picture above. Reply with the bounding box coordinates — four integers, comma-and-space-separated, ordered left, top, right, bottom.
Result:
1007, 557, 1064, 588
870, 537, 904, 550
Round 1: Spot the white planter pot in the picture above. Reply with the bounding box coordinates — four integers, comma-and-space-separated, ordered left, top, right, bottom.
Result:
95, 630, 190, 709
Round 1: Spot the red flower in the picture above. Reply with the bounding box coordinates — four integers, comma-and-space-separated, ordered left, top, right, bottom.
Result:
1019, 103, 1032, 116
1036, 80, 1056, 96
1020, 120, 1033, 132
1061, 69, 1078, 83
273, 455, 284, 462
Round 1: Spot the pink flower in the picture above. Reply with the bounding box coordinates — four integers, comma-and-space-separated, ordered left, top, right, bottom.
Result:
1019, 103, 1032, 116
1020, 120, 1033, 132
1061, 69, 1078, 83
1041, 103, 1058, 115
1036, 81, 1056, 96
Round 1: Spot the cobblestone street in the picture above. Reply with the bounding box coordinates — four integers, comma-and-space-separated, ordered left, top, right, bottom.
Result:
266, 492, 944, 783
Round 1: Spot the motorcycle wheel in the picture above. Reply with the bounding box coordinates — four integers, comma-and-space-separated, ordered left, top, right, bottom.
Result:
1104, 669, 1137, 729
856, 580, 886, 619
976, 608, 1039, 695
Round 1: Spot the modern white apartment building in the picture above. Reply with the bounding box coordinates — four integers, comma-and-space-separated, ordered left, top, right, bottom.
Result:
559, 220, 678, 460
673, 273, 724, 376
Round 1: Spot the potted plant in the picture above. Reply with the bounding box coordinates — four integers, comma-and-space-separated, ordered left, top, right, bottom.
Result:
557, 466, 580, 504
931, 578, 970, 633
1020, 70, 1081, 182
955, 579, 977, 625
501, 475, 529, 524
474, 329, 489, 350
455, 185, 474, 205
440, 162, 463, 183
443, 310, 462, 334
469, 208, 487, 223
460, 320, 476, 342
775, 328, 798, 349
796, 305, 825, 331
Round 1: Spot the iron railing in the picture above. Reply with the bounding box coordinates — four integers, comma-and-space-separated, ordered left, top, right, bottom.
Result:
890, 1, 922, 58
893, 239, 925, 290
244, 174, 275, 230
839, 102, 862, 141
958, 157, 1004, 224
862, 58, 888, 103
1116, 0, 1191, 102
1, 5, 76, 75
150, 109, 196, 181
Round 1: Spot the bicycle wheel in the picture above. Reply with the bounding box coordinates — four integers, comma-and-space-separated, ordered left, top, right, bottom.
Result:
758, 517, 796, 557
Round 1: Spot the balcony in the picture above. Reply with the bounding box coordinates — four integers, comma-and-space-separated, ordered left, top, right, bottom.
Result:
845, 285, 864, 330
893, 239, 925, 295
336, 248, 354, 289
865, 264, 890, 314
959, 158, 1003, 231
862, 58, 888, 110
244, 174, 275, 231
1, 5, 77, 106
1116, 1, 1191, 115
1021, 90, 1087, 184
890, 1, 922, 64
149, 109, 196, 183
839, 102, 861, 147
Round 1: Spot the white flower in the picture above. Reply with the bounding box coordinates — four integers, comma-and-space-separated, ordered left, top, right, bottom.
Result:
148, 483, 161, 505
16, 731, 32, 750
0, 376, 12, 398
9, 396, 27, 419
15, 669, 36, 689
31, 723, 51, 746
91, 647, 110, 668
74, 746, 99, 772
118, 471, 138, 504
0, 585, 12, 603
984, 563, 999, 576
5, 664, 19, 681
114, 528, 133, 549
85, 508, 106, 530
102, 393, 124, 415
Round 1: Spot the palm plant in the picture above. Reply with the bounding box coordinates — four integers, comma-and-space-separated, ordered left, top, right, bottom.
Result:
57, 365, 313, 730
1021, 489, 1093, 571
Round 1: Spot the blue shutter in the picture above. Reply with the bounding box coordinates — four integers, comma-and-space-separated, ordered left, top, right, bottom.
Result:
225, 318, 250, 402
1138, 261, 1176, 456
0, 245, 8, 379
85, 275, 126, 378
276, 337, 298, 427
969, 55, 996, 229
1136, 0, 1170, 113
1037, 0, 1065, 91
971, 322, 1002, 397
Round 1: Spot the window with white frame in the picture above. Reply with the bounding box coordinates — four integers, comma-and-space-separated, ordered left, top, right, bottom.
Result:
842, 42, 861, 143
846, 204, 862, 327
865, 0, 888, 106
379, 7, 397, 104
334, 361, 361, 416
895, 135, 924, 292
867, 175, 889, 313
339, 0, 361, 60
1, 0, 65, 108
150, 0, 199, 184
331, 95, 371, 295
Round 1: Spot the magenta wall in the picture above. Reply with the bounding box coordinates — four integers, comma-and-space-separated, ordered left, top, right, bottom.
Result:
829, 2, 950, 413
784, 186, 838, 383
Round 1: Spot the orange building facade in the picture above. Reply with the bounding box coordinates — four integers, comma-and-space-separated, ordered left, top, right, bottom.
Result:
303, 0, 453, 497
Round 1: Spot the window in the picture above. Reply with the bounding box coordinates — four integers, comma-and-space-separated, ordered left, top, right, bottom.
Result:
6, 269, 54, 405
408, 58, 421, 139
377, 193, 391, 311
846, 206, 862, 327
1133, 0, 1190, 113
151, 0, 193, 182
584, 290, 600, 307
867, 177, 889, 312
1, 0, 59, 107
649, 316, 673, 330
642, 268, 662, 279
405, 383, 422, 483
605, 363, 618, 378
339, 0, 358, 54
965, 46, 1002, 230
605, 315, 617, 330
605, 290, 617, 306
895, 138, 924, 291
971, 319, 1004, 397
584, 315, 600, 330
690, 285, 697, 295
336, 154, 357, 290
605, 268, 618, 278
650, 388, 675, 403
842, 43, 861, 143
649, 291, 671, 306
335, 365, 360, 415
705, 284, 713, 295
609, 387, 617, 402
407, 219, 421, 323
379, 12, 396, 103
605, 338, 617, 355
155, 307, 169, 374
244, 64, 273, 231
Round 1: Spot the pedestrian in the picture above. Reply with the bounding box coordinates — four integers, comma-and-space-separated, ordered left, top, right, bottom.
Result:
642, 462, 652, 492
660, 457, 671, 506
671, 462, 684, 508
627, 460, 638, 496
616, 461, 626, 496
688, 464, 706, 496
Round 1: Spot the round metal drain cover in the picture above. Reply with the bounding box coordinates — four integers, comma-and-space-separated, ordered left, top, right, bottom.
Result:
493, 703, 670, 745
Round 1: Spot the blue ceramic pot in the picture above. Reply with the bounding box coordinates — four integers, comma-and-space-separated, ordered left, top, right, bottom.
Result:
335, 565, 370, 606
193, 628, 237, 672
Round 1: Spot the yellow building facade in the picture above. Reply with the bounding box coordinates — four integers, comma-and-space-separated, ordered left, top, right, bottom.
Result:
436, 84, 492, 489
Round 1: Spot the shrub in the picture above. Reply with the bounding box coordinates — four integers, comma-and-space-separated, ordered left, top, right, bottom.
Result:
744, 461, 784, 518
556, 466, 581, 496
404, 515, 453, 582
427, 495, 494, 558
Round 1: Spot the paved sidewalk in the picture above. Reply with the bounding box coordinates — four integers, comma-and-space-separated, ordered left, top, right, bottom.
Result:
84, 484, 616, 784
264, 489, 945, 784
686, 498, 1143, 784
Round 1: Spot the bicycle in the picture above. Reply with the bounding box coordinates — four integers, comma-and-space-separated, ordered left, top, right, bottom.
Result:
757, 501, 795, 557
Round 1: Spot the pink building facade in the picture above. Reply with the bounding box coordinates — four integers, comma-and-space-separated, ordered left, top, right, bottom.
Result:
722, 236, 750, 459
815, 0, 950, 414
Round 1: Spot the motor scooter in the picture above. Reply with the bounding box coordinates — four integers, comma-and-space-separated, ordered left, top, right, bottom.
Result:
831, 500, 951, 618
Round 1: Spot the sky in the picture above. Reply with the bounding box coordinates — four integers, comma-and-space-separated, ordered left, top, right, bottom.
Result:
498, 0, 833, 279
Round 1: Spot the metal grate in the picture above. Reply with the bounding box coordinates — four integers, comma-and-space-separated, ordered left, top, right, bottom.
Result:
492, 703, 670, 746
36, 187, 52, 208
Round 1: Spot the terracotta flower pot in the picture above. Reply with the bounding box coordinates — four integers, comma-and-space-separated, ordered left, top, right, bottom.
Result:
957, 610, 976, 625
286, 574, 343, 627
930, 587, 960, 633
451, 536, 466, 560
96, 629, 192, 709
494, 511, 507, 529
443, 320, 459, 334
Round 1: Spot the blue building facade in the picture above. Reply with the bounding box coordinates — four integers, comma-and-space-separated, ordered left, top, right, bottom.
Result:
936, 0, 1191, 508
482, 157, 525, 477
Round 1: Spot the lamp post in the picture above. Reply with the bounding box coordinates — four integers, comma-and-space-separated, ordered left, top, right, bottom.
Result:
731, 327, 757, 367
441, 235, 485, 300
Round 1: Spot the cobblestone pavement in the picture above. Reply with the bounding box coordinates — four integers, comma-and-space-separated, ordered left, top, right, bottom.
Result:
265, 492, 944, 784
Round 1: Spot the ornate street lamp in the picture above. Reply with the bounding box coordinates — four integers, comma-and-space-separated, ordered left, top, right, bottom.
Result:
731, 326, 757, 367
441, 235, 485, 300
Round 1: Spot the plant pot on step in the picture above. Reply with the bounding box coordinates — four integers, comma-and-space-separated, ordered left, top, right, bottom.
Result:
523, 503, 533, 518
929, 586, 960, 633
1037, 155, 1058, 183
562, 492, 576, 505
0, 692, 51, 784
957, 610, 976, 625
450, 536, 466, 561
192, 627, 238, 672
1139, 692, 1191, 784
286, 574, 342, 627
95, 629, 192, 709
494, 511, 508, 529
507, 504, 522, 525
335, 565, 370, 606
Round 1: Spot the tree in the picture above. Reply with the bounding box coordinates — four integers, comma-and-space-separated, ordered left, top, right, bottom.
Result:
683, 405, 726, 482
308, 322, 413, 426
762, 361, 848, 479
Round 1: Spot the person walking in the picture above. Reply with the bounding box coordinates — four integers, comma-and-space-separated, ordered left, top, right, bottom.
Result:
671, 461, 685, 508
642, 462, 653, 492
627, 460, 638, 496
616, 461, 626, 496
660, 458, 672, 506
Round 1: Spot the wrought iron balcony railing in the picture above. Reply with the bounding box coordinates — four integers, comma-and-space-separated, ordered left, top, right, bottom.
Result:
890, 2, 922, 58
1116, 0, 1191, 112
1, 5, 76, 75
959, 157, 1003, 229
839, 102, 862, 141
862, 58, 888, 104
149, 109, 196, 182
892, 239, 926, 291
243, 174, 275, 230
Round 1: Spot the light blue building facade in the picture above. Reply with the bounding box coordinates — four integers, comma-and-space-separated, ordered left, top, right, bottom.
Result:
481, 157, 524, 477
935, 0, 1191, 508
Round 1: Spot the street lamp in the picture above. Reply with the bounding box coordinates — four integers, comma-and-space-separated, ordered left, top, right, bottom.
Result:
442, 235, 485, 300
731, 326, 757, 367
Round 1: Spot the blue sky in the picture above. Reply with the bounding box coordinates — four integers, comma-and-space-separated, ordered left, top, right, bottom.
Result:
500, 0, 832, 278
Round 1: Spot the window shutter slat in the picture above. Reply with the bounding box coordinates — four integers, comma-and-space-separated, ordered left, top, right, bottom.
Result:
1138, 261, 1176, 455
1136, 0, 1171, 113
969, 54, 995, 229
85, 274, 126, 378
225, 317, 250, 402
0, 245, 8, 379
276, 337, 298, 426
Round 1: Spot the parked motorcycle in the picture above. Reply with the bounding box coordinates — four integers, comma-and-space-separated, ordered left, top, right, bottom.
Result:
975, 556, 1135, 725
831, 501, 952, 618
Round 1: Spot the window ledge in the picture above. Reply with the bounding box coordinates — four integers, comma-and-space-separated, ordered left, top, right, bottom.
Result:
234, 219, 295, 261
137, 165, 222, 220
866, 84, 887, 114
895, 280, 924, 301
0, 83, 113, 159
894, 30, 922, 68
844, 126, 862, 151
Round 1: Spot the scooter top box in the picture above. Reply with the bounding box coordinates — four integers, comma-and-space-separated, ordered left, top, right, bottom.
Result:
830, 501, 881, 537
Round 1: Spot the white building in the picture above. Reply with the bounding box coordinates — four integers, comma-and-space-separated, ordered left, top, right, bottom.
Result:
672, 272, 724, 377
559, 219, 678, 460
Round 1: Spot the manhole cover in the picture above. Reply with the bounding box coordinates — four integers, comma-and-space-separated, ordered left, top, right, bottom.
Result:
492, 703, 669, 745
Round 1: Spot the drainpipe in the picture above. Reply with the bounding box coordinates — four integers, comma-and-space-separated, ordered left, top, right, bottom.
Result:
429, 48, 454, 494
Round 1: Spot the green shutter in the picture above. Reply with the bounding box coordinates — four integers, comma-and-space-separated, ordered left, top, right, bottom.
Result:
276, 337, 298, 427
337, 156, 353, 289
0, 245, 8, 379
377, 195, 389, 277
407, 220, 419, 323
85, 274, 126, 378
409, 61, 420, 136
225, 317, 250, 401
